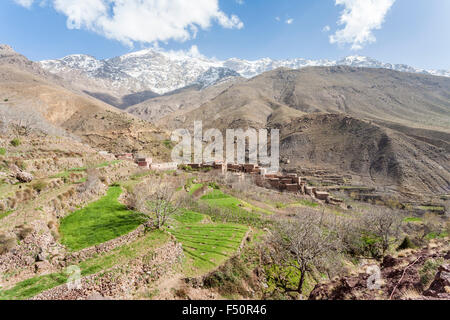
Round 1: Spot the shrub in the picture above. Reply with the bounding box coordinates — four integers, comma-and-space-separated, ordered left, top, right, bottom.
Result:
32, 180, 48, 193
0, 235, 17, 255
0, 148, 6, 156
420, 258, 443, 288
208, 182, 220, 190
15, 160, 27, 170
10, 138, 21, 147
4, 99, 8, 102
15, 225, 33, 240
397, 236, 415, 251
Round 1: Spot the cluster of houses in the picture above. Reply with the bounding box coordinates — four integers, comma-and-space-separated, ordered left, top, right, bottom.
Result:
185, 162, 337, 203
115, 153, 178, 171
110, 153, 340, 204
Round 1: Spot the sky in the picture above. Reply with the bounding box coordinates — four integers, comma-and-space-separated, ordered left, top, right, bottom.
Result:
1, 0, 449, 70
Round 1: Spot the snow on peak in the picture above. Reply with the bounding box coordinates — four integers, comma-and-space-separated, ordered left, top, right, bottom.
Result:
39, 49, 450, 96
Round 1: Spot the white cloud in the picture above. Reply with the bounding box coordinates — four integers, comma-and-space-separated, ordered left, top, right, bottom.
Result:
13, 0, 243, 46
285, 18, 294, 25
275, 16, 280, 21
14, 0, 34, 8
236, 0, 244, 4
323, 25, 331, 32
330, 0, 395, 50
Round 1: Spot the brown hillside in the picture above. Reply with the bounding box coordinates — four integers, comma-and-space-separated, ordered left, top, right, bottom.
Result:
0, 47, 169, 159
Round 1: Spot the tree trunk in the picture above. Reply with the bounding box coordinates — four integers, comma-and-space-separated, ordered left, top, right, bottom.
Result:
297, 268, 306, 294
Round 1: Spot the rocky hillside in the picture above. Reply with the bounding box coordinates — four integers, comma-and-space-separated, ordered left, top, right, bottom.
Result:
310, 239, 449, 300
39, 48, 450, 110
0, 45, 169, 159
149, 67, 450, 194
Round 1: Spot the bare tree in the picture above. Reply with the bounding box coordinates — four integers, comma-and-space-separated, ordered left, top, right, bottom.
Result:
130, 176, 184, 230
268, 212, 340, 296
419, 213, 443, 241
360, 207, 403, 259
9, 116, 35, 138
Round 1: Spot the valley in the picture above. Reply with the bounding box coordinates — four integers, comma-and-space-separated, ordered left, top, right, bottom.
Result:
0, 44, 448, 301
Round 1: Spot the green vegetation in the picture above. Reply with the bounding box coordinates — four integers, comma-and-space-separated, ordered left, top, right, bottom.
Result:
403, 217, 422, 223
171, 210, 248, 275
188, 183, 204, 195
264, 263, 316, 298
59, 186, 146, 251
0, 148, 6, 156
0, 231, 168, 300
10, 139, 21, 147
275, 199, 319, 209
416, 206, 445, 212
425, 231, 449, 240
51, 160, 121, 179
3, 99, 8, 102
163, 139, 174, 149
419, 258, 444, 288
397, 236, 415, 250
201, 189, 243, 209
0, 210, 14, 220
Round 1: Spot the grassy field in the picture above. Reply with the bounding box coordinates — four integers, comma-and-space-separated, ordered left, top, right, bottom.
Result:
201, 189, 242, 208
403, 217, 423, 223
0, 231, 168, 300
274, 199, 319, 209
50, 160, 121, 179
59, 186, 146, 251
171, 210, 248, 275
188, 183, 204, 195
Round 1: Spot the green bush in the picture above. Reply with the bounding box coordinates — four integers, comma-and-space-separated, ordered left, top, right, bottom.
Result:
10, 139, 21, 147
208, 182, 220, 190
397, 236, 415, 251
3, 99, 8, 102
420, 258, 443, 288
0, 148, 6, 156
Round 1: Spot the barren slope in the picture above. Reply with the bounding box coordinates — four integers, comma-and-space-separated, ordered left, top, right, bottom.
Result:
0, 46, 169, 158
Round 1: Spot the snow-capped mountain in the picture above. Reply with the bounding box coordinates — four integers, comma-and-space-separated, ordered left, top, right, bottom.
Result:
40, 49, 450, 97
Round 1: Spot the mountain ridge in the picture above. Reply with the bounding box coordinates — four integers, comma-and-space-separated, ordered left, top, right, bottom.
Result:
40, 48, 450, 97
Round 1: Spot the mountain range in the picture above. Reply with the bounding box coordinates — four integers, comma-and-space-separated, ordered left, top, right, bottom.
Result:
1, 43, 449, 194
40, 48, 450, 109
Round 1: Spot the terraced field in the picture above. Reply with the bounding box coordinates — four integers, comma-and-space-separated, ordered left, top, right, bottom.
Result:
201, 189, 272, 215
171, 211, 248, 275
59, 186, 146, 251
0, 231, 169, 300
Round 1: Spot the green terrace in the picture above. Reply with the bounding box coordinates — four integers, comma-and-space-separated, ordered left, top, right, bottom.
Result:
59, 186, 146, 251
170, 210, 248, 276
0, 231, 168, 300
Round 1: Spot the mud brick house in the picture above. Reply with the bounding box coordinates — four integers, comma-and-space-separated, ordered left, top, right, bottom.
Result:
286, 184, 300, 192
315, 191, 330, 201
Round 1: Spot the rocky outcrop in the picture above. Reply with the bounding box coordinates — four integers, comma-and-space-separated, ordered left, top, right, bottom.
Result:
309, 241, 449, 300
15, 171, 33, 183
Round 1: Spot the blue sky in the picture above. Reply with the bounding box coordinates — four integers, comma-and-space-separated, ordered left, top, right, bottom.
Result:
1, 0, 449, 70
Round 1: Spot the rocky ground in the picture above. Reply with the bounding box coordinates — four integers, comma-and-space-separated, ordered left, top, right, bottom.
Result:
309, 239, 449, 300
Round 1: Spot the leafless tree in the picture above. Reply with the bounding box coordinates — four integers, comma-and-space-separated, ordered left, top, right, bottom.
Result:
419, 213, 443, 241
9, 116, 35, 138
360, 207, 403, 259
268, 212, 340, 295
130, 176, 184, 230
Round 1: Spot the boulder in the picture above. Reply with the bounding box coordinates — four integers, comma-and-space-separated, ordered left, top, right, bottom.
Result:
16, 171, 33, 183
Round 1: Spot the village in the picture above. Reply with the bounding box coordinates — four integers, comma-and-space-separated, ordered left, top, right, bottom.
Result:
114, 152, 342, 205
